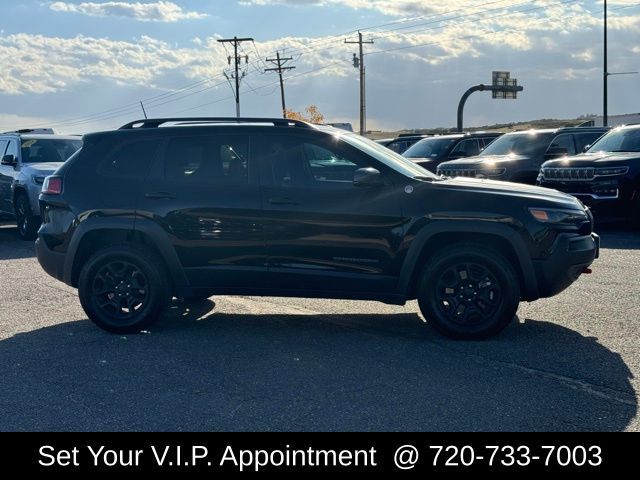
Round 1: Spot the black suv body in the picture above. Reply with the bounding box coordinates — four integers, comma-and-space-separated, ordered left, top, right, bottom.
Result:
37, 118, 599, 339
538, 124, 640, 225
403, 132, 501, 173
437, 127, 610, 184
380, 134, 430, 154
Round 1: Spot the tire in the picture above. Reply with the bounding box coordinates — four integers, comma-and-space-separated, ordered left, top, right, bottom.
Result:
78, 245, 170, 333
417, 244, 520, 340
14, 193, 39, 241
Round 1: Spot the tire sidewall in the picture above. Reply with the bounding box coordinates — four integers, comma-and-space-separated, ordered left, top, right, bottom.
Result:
15, 193, 37, 241
418, 246, 520, 340
78, 246, 169, 333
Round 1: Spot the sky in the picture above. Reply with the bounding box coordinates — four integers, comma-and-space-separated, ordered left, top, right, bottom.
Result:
0, 0, 638, 133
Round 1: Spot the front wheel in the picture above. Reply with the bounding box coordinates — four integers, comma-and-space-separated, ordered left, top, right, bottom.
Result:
14, 193, 39, 241
417, 245, 520, 340
78, 245, 170, 333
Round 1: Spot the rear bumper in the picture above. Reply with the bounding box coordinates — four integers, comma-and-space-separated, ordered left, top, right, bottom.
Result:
36, 236, 66, 284
533, 232, 599, 298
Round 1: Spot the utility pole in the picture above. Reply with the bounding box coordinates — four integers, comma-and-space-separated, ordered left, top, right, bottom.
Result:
265, 52, 295, 118
139, 101, 148, 119
217, 36, 254, 117
603, 0, 608, 126
345, 31, 373, 135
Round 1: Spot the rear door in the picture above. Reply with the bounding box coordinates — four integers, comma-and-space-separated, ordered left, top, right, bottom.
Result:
256, 131, 406, 294
138, 130, 266, 289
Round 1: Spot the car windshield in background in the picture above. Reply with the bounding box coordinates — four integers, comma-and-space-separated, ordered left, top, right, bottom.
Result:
587, 127, 640, 153
480, 132, 554, 156
340, 132, 437, 178
21, 138, 82, 163
403, 137, 460, 159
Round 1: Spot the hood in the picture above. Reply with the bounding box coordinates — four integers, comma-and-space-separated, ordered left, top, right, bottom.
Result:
438, 154, 527, 168
436, 176, 582, 209
22, 162, 64, 174
542, 151, 640, 168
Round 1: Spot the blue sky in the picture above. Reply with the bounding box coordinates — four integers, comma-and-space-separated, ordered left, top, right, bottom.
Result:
0, 1, 638, 132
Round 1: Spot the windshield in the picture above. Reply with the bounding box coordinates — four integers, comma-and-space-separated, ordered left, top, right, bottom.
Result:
480, 132, 554, 156
587, 127, 640, 153
403, 137, 460, 159
340, 132, 437, 178
21, 138, 82, 163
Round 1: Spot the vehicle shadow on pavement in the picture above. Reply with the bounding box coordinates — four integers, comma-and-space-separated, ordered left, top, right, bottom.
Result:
595, 225, 640, 250
0, 299, 635, 432
0, 225, 35, 259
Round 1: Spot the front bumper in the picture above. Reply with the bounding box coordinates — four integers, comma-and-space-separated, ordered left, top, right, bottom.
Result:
533, 232, 599, 298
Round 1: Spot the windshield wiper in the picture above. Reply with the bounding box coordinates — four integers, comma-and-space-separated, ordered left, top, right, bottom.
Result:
608, 150, 637, 153
414, 175, 444, 182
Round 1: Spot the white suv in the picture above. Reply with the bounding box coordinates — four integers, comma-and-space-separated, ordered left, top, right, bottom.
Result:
0, 129, 82, 239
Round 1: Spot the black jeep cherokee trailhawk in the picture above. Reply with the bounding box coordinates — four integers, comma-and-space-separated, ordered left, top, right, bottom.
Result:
36, 118, 599, 339
539, 124, 640, 227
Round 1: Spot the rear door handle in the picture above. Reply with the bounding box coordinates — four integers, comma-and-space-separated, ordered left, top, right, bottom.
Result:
145, 191, 175, 200
268, 197, 299, 206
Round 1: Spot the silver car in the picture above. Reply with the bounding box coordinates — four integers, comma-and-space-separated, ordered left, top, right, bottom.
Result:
0, 129, 82, 240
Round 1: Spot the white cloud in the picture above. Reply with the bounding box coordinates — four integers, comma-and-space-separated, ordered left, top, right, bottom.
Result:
49, 1, 208, 22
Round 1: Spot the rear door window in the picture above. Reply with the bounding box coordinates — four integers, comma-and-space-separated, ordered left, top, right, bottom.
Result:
163, 135, 249, 185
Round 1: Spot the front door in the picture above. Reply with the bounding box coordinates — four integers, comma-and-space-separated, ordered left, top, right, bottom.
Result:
0, 140, 14, 214
257, 132, 406, 294
138, 131, 266, 289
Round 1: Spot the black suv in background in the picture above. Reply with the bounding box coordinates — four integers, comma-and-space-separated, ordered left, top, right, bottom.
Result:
378, 134, 430, 154
539, 124, 640, 226
37, 118, 598, 339
437, 127, 609, 184
403, 132, 501, 173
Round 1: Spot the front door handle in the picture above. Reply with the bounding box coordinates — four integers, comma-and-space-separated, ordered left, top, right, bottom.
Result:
145, 191, 175, 200
268, 197, 299, 206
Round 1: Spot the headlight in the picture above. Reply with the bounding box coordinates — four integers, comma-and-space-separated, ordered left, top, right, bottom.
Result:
528, 207, 588, 224
32, 175, 45, 185
595, 166, 628, 176
476, 168, 505, 178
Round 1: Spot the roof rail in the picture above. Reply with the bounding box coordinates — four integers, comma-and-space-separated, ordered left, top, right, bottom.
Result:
118, 117, 312, 130
2, 128, 55, 134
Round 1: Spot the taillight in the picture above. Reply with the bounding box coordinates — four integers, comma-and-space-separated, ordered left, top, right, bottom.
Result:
42, 176, 63, 195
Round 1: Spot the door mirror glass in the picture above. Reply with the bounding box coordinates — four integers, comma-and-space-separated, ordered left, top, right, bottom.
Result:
353, 167, 382, 187
1, 154, 16, 166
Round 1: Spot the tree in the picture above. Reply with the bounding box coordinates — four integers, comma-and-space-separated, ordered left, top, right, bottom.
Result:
285, 105, 324, 124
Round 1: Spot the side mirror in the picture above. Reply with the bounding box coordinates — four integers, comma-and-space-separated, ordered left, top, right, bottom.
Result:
583, 144, 591, 153
353, 167, 383, 187
1, 154, 16, 167
544, 146, 568, 160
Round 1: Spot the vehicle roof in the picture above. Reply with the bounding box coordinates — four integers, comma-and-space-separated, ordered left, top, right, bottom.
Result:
0, 133, 82, 140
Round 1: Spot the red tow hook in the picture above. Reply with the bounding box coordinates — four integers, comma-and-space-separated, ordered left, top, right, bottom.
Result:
582, 267, 593, 274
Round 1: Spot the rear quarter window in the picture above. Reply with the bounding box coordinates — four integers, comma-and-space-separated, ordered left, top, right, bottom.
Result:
96, 138, 159, 178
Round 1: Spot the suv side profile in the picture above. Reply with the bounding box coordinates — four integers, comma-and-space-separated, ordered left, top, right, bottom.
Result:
37, 118, 599, 339
538, 124, 640, 227
0, 129, 82, 239
437, 127, 609, 184
403, 132, 501, 173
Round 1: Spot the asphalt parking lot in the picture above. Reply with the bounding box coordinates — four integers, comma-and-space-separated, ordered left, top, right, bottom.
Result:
0, 222, 638, 432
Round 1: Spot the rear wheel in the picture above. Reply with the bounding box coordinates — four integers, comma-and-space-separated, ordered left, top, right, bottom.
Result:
78, 245, 170, 333
417, 245, 520, 340
14, 193, 39, 241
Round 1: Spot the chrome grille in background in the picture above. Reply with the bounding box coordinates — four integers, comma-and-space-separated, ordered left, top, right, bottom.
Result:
542, 167, 595, 181
438, 169, 477, 178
